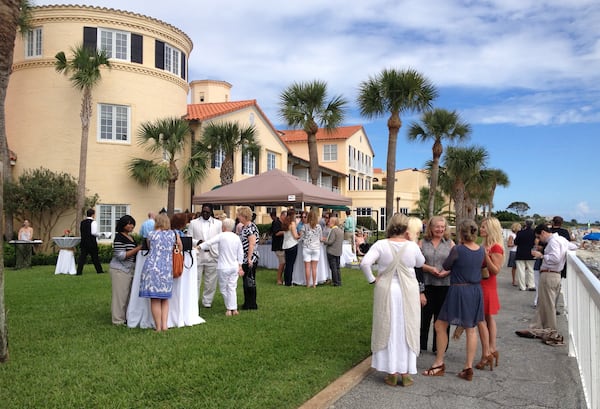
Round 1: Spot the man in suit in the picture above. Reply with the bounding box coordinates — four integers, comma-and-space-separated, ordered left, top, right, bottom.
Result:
514, 219, 536, 291
77, 208, 104, 275
188, 204, 222, 308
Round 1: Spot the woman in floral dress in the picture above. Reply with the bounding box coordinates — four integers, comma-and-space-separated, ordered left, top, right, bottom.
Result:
139, 213, 182, 331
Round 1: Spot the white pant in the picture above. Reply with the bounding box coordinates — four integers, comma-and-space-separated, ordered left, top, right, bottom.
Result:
198, 262, 218, 307
218, 267, 239, 311
516, 260, 535, 291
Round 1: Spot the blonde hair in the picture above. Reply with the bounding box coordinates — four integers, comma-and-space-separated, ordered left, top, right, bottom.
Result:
406, 217, 422, 242
154, 213, 171, 230
423, 215, 451, 240
511, 222, 521, 233
386, 213, 409, 238
307, 209, 318, 228
236, 206, 252, 221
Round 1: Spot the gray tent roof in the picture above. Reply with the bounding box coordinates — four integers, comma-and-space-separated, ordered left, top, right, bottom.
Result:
192, 169, 352, 207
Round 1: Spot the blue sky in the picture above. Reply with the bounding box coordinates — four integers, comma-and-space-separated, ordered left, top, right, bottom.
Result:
36, 0, 600, 222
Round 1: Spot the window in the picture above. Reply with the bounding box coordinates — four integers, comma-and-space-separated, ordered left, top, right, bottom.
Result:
98, 104, 130, 142
26, 27, 42, 58
399, 207, 409, 215
267, 151, 276, 170
99, 28, 130, 60
212, 148, 225, 169
97, 204, 128, 238
323, 144, 337, 161
242, 150, 256, 175
164, 44, 181, 76
356, 207, 372, 216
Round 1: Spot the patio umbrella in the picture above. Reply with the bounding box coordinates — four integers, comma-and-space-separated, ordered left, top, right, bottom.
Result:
583, 232, 600, 241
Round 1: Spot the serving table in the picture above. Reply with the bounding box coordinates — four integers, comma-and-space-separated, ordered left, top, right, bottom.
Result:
127, 250, 205, 329
52, 237, 81, 275
9, 239, 43, 269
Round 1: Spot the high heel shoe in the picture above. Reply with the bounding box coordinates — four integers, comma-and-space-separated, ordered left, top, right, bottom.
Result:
474, 354, 494, 371
492, 351, 499, 367
457, 367, 473, 381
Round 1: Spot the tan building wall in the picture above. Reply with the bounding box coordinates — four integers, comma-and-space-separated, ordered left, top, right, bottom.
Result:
7, 5, 193, 237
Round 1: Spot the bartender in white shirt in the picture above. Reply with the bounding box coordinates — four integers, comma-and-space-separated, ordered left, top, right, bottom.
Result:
188, 204, 222, 308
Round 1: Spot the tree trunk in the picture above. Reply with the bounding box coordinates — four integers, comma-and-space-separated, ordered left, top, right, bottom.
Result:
385, 113, 401, 224
0, 0, 22, 363
427, 139, 443, 220
76, 87, 92, 234
307, 125, 319, 185
167, 159, 178, 216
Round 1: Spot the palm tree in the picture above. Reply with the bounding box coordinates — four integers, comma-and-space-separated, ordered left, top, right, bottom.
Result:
129, 117, 209, 216
472, 168, 509, 217
279, 80, 347, 185
198, 121, 259, 186
443, 145, 488, 225
0, 0, 32, 364
55, 45, 110, 231
413, 186, 447, 219
407, 108, 471, 219
357, 68, 437, 221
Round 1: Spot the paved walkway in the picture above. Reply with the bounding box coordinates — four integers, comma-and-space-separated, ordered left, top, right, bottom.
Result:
301, 265, 588, 409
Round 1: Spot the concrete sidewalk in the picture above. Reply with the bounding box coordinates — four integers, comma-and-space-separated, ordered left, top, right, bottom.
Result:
302, 265, 587, 409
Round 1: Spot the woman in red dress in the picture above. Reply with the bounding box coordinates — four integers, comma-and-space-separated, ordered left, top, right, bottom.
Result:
476, 217, 504, 370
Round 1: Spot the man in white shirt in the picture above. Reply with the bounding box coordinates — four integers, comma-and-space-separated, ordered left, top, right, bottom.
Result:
188, 204, 222, 308
516, 223, 577, 339
200, 218, 244, 315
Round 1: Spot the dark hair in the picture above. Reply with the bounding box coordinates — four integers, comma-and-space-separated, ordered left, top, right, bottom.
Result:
552, 216, 563, 226
116, 215, 136, 233
86, 208, 95, 217
170, 213, 187, 231
534, 223, 551, 235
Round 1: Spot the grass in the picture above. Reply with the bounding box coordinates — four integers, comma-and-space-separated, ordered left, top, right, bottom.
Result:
0, 265, 373, 408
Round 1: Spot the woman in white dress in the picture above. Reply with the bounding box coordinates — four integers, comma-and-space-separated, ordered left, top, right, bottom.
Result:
360, 213, 425, 387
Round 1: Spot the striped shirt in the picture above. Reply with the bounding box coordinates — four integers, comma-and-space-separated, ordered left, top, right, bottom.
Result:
240, 222, 259, 264
109, 232, 137, 274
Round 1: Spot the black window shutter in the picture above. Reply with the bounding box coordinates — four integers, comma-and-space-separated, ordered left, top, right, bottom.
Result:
254, 152, 259, 175
211, 152, 216, 169
180, 51, 186, 80
83, 27, 97, 51
131, 34, 143, 64
155, 40, 164, 69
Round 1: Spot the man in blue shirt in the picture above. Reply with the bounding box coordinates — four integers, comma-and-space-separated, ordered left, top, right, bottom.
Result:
139, 212, 155, 239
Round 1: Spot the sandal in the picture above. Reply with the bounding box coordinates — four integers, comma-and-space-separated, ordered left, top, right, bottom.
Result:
422, 363, 445, 376
384, 373, 398, 386
400, 374, 414, 387
457, 367, 473, 381
475, 355, 494, 371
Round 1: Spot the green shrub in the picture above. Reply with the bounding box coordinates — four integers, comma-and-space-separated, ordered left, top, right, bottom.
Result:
357, 216, 377, 231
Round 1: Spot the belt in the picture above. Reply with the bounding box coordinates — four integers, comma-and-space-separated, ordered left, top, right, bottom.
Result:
540, 269, 560, 273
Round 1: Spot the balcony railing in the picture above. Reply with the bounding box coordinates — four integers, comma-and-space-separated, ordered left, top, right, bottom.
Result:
566, 252, 600, 409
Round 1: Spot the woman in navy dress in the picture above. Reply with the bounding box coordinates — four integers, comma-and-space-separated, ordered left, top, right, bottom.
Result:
139, 213, 182, 331
422, 219, 485, 381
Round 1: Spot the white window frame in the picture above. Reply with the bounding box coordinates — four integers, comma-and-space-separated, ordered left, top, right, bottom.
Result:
267, 151, 276, 170
98, 104, 131, 143
164, 44, 181, 76
242, 150, 256, 175
98, 28, 130, 61
97, 204, 129, 238
323, 144, 337, 161
25, 27, 42, 58
213, 148, 225, 168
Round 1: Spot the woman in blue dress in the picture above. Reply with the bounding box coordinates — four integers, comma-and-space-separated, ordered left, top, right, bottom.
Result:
139, 213, 182, 331
422, 219, 485, 381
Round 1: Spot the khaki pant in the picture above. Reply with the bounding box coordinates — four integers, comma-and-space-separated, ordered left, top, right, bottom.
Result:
344, 231, 354, 253
531, 271, 561, 330
109, 267, 133, 325
516, 260, 535, 290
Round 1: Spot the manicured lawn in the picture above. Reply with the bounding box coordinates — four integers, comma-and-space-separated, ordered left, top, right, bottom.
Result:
0, 265, 373, 408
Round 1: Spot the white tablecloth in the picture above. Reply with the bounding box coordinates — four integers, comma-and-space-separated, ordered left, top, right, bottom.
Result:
52, 237, 81, 275
257, 242, 355, 286
127, 250, 205, 329
258, 243, 355, 269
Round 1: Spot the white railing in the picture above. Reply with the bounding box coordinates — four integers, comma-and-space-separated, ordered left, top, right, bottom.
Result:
567, 252, 600, 409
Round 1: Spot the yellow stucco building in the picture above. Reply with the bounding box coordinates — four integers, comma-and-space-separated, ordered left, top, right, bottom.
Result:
7, 5, 431, 240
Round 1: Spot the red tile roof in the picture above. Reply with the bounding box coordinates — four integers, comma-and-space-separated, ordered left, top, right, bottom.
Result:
279, 125, 364, 143
187, 100, 258, 121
